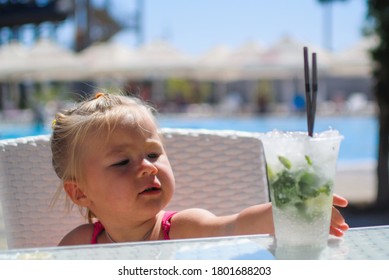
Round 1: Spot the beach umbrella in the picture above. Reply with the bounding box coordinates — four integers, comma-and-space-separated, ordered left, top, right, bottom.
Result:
329, 36, 376, 77
192, 41, 266, 107
223, 40, 265, 80
79, 41, 141, 80
0, 41, 29, 82
228, 41, 264, 65
193, 45, 233, 81
132, 39, 195, 78
20, 38, 85, 81
191, 45, 234, 105
192, 40, 266, 81
227, 41, 265, 80
250, 35, 332, 79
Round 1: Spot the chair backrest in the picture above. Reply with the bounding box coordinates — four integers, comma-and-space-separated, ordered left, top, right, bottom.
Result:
161, 129, 269, 214
0, 128, 268, 249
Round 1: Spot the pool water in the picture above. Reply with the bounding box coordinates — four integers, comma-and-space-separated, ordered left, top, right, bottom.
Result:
0, 115, 378, 163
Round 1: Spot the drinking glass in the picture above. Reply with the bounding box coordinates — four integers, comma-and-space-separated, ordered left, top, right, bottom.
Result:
260, 130, 343, 257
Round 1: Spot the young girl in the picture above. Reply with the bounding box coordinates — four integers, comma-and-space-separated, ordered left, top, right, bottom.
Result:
51, 92, 349, 245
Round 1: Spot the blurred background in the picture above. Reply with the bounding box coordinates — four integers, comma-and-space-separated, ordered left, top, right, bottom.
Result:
0, 0, 388, 229
0, 0, 374, 123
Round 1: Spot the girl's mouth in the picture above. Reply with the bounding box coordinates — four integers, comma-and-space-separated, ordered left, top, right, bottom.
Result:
139, 186, 161, 195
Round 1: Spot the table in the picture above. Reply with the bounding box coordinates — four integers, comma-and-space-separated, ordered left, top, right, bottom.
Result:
0, 226, 388, 260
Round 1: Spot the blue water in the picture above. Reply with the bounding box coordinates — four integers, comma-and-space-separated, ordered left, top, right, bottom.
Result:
0, 115, 378, 163
158, 115, 378, 164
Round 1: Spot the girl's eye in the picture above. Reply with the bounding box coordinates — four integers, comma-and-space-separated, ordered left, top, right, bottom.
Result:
148, 153, 159, 160
112, 159, 129, 166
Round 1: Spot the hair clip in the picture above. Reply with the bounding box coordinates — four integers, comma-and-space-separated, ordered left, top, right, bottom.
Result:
95, 92, 105, 99
51, 119, 57, 128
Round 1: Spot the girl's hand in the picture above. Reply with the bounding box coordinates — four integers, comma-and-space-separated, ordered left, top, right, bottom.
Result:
330, 194, 349, 237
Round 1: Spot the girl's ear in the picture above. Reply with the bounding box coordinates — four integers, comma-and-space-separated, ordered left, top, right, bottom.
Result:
64, 181, 91, 207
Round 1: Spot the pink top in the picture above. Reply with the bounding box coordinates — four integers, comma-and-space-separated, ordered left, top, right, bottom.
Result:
91, 211, 177, 244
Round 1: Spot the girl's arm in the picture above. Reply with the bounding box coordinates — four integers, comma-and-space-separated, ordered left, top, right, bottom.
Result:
170, 195, 349, 239
169, 203, 274, 239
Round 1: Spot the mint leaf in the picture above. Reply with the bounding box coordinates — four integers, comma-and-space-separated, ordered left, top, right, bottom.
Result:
317, 181, 333, 196
278, 156, 292, 169
297, 171, 321, 199
271, 170, 297, 207
305, 155, 313, 166
266, 164, 274, 181
269, 154, 333, 219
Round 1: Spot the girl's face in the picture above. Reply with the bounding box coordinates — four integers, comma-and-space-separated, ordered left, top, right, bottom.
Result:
78, 115, 175, 225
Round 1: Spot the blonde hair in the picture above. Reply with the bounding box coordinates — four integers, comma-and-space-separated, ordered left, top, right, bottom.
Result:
50, 92, 158, 221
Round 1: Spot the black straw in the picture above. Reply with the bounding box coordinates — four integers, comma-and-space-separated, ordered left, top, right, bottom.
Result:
311, 52, 318, 136
303, 47, 318, 137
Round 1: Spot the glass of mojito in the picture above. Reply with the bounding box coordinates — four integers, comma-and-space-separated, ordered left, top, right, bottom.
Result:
260, 129, 343, 252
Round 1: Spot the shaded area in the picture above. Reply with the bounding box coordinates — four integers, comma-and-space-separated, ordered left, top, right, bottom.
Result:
341, 203, 389, 228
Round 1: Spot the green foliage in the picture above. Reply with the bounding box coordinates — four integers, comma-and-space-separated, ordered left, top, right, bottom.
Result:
165, 78, 213, 103
165, 78, 192, 100
268, 156, 332, 209
367, 1, 389, 84
366, 0, 389, 206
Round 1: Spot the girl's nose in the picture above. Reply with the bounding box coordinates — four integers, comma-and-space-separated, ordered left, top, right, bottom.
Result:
137, 158, 158, 177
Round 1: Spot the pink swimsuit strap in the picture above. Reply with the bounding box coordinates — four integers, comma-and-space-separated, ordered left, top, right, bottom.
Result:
91, 221, 104, 244
90, 211, 177, 244
161, 211, 177, 240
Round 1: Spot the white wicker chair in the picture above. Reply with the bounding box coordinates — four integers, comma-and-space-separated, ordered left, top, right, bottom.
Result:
0, 128, 268, 249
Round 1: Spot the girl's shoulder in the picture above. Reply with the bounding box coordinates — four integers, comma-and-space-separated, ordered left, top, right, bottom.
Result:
173, 208, 216, 220
58, 223, 95, 246
169, 208, 224, 239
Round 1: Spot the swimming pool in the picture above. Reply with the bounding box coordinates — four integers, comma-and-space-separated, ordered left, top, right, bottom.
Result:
0, 115, 378, 163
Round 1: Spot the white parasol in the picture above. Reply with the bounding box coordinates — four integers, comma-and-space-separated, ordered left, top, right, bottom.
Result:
0, 41, 29, 82
329, 36, 376, 77
252, 35, 332, 79
79, 41, 140, 80
131, 39, 195, 79
20, 38, 85, 81
193, 45, 232, 81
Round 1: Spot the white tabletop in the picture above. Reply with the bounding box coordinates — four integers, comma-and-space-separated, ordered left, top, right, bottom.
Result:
0, 226, 388, 260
